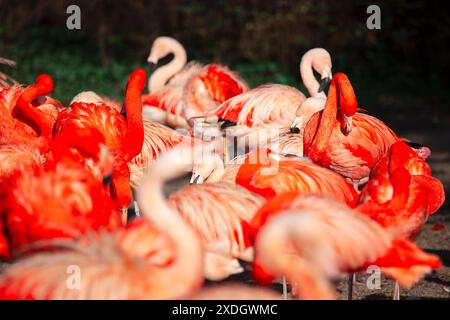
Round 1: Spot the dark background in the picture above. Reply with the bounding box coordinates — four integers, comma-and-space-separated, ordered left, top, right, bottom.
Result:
1, 0, 449, 108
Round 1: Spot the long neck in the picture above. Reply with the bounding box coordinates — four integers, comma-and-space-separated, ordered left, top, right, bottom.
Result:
122, 69, 146, 161
308, 81, 338, 157
137, 150, 203, 298
149, 43, 187, 92
13, 77, 54, 139
300, 51, 326, 99
256, 216, 336, 300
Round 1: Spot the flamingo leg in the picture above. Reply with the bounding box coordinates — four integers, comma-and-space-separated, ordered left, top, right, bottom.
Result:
347, 273, 355, 300
392, 281, 400, 300
222, 134, 228, 165
282, 276, 288, 300
121, 208, 128, 225
134, 200, 141, 217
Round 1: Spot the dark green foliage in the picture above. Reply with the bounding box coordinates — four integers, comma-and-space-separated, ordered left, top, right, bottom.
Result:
0, 0, 448, 108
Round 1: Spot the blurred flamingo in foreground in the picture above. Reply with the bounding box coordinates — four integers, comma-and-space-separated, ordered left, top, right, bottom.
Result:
0, 127, 120, 260
254, 194, 441, 299
0, 147, 206, 299
142, 37, 248, 128
168, 179, 265, 280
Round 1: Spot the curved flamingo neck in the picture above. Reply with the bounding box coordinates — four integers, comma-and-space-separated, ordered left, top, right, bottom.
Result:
149, 41, 187, 93
123, 68, 146, 161
300, 49, 327, 98
309, 73, 357, 156
137, 148, 203, 298
308, 80, 338, 157
13, 74, 54, 140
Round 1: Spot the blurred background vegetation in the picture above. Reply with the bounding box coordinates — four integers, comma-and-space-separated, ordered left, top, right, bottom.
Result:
0, 0, 449, 110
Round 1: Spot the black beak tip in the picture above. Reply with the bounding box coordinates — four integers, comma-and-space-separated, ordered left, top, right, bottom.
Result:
190, 175, 200, 184
318, 77, 331, 93
102, 174, 113, 186
289, 126, 300, 134
148, 62, 157, 73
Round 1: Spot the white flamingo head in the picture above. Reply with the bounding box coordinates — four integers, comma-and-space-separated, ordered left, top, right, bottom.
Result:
147, 36, 183, 65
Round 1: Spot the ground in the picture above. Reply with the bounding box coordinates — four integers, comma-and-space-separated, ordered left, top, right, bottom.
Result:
0, 109, 449, 300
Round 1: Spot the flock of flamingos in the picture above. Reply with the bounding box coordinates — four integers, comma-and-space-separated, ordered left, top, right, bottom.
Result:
0, 36, 445, 300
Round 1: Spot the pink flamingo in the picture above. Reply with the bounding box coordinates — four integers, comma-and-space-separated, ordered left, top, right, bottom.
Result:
168, 179, 265, 280
254, 193, 441, 299
142, 37, 248, 128
208, 48, 331, 134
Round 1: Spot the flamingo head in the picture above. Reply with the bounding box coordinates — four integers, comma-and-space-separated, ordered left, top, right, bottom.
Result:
35, 74, 54, 95
147, 36, 181, 65
310, 48, 332, 94
332, 73, 357, 135
290, 97, 325, 134
190, 152, 225, 184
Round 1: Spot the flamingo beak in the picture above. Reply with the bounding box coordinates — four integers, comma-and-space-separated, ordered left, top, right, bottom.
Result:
102, 174, 113, 186
148, 62, 157, 73
190, 174, 202, 184
341, 115, 353, 135
318, 76, 331, 93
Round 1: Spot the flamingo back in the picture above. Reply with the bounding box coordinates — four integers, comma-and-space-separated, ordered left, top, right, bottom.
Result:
211, 84, 305, 127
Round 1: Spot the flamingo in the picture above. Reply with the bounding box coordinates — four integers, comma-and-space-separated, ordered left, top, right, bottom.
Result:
234, 148, 358, 206
0, 75, 59, 152
206, 48, 332, 145
0, 127, 120, 260
167, 180, 265, 280
357, 141, 445, 299
54, 69, 147, 220
254, 194, 441, 299
0, 146, 207, 299
302, 73, 399, 185
142, 36, 249, 128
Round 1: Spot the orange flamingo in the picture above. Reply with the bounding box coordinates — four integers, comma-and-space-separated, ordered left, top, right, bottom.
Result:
357, 141, 445, 299
0, 127, 120, 260
0, 75, 59, 152
253, 194, 441, 299
303, 73, 399, 186
0, 147, 206, 299
54, 69, 147, 219
142, 37, 248, 128
234, 148, 358, 206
